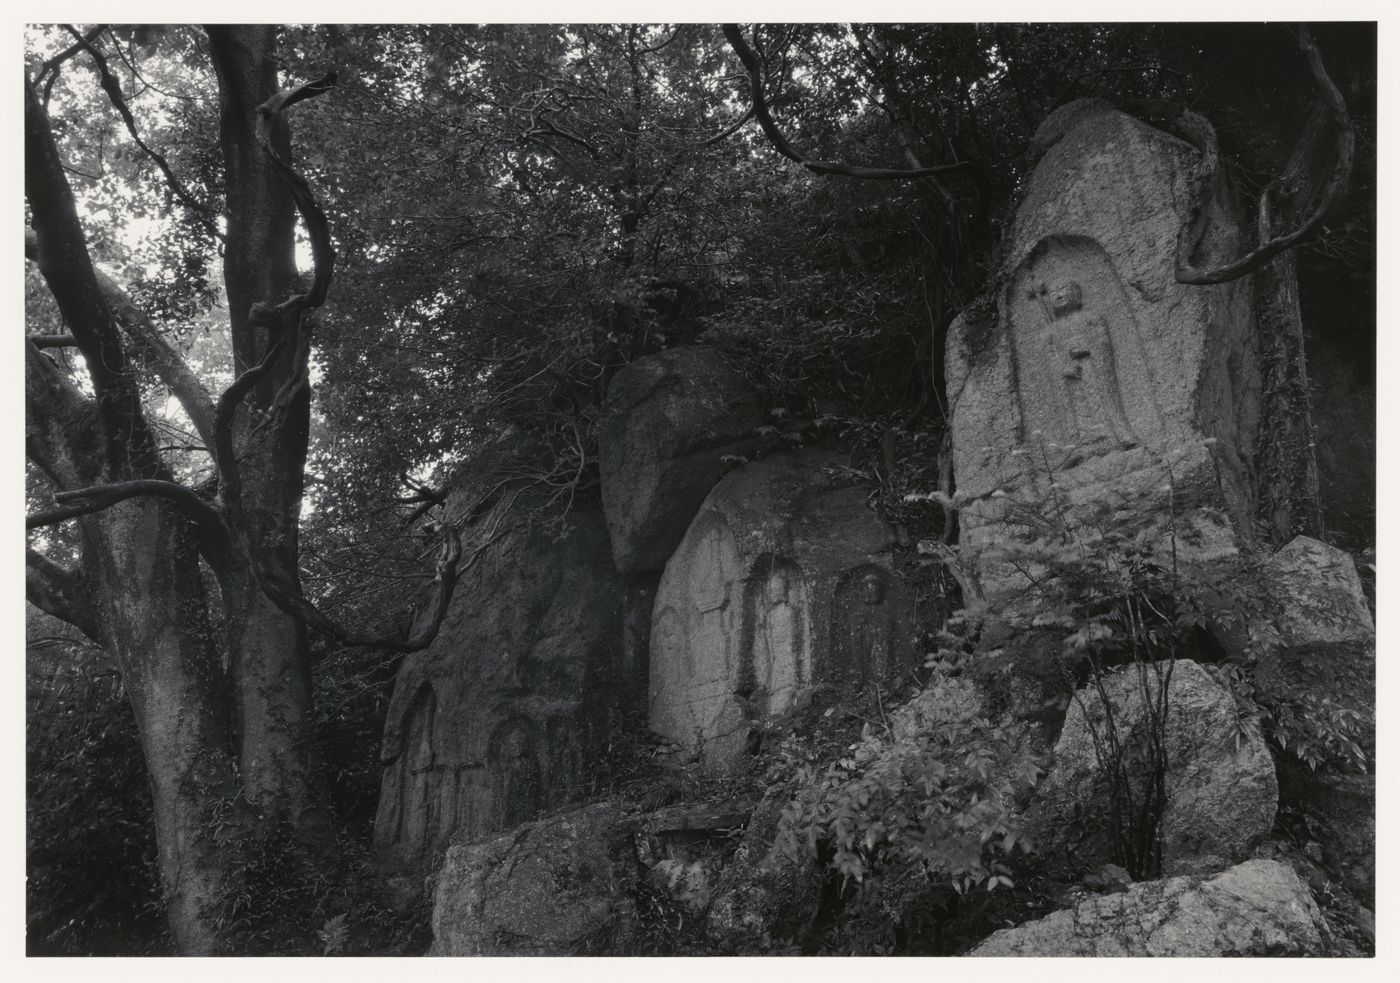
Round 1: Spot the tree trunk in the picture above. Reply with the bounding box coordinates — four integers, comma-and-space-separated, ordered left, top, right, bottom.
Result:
207, 26, 321, 830
84, 500, 242, 955
1254, 103, 1331, 543
217, 563, 320, 831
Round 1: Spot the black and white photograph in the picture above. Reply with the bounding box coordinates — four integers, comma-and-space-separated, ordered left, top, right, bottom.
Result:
18, 7, 1380, 960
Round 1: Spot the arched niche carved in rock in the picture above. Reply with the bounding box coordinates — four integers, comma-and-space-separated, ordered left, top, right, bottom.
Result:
1008, 236, 1165, 457
831, 565, 898, 687
741, 556, 810, 716
377, 682, 437, 856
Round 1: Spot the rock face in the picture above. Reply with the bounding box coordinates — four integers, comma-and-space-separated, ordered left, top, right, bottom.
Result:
1029, 659, 1276, 875
373, 486, 626, 874
1256, 536, 1375, 744
947, 100, 1260, 605
628, 798, 756, 917
429, 802, 633, 956
648, 449, 916, 771
599, 347, 764, 574
970, 859, 1325, 956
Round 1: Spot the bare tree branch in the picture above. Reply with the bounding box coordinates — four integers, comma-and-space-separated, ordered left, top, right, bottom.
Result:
252, 528, 463, 653
27, 334, 77, 349
691, 106, 755, 149
255, 70, 337, 315
25, 342, 101, 489
211, 66, 462, 654
722, 24, 974, 181
95, 267, 219, 448
26, 548, 101, 642
26, 80, 132, 392
1175, 25, 1354, 285
26, 225, 217, 449
34, 24, 106, 105
27, 479, 227, 543
61, 24, 222, 239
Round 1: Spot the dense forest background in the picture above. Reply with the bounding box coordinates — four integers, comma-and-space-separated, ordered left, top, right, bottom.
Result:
24, 22, 1374, 955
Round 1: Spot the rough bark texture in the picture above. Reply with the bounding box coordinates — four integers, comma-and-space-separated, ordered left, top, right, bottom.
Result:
26, 68, 243, 952
1252, 106, 1331, 543
87, 503, 240, 956
207, 27, 319, 829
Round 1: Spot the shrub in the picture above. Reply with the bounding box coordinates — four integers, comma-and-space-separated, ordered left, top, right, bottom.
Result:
774, 668, 1041, 895
26, 634, 168, 955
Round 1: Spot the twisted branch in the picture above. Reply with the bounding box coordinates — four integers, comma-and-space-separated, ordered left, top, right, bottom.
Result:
1175, 25, 1354, 285
62, 25, 222, 238
722, 24, 973, 181
27, 479, 227, 544
220, 67, 462, 652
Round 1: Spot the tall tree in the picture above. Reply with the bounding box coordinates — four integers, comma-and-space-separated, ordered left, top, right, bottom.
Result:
25, 25, 459, 951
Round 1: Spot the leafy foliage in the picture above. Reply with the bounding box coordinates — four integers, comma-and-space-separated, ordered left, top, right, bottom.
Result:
776, 670, 1040, 894
26, 618, 167, 955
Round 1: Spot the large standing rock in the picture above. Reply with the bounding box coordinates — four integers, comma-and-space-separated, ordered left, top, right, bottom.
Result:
1028, 659, 1276, 875
1250, 537, 1374, 902
600, 347, 764, 574
373, 480, 627, 876
1255, 536, 1375, 744
429, 802, 634, 955
648, 449, 918, 771
947, 100, 1260, 605
970, 859, 1325, 956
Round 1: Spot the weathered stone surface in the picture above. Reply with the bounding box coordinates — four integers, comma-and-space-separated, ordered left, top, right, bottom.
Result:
627, 798, 755, 917
648, 449, 916, 771
970, 859, 1325, 956
429, 802, 634, 956
1028, 659, 1276, 875
373, 482, 626, 875
1256, 536, 1375, 745
947, 101, 1259, 605
600, 347, 764, 573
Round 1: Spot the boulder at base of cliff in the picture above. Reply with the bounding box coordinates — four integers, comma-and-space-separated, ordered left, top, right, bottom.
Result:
1027, 659, 1276, 875
429, 802, 634, 956
971, 859, 1325, 956
1255, 536, 1375, 757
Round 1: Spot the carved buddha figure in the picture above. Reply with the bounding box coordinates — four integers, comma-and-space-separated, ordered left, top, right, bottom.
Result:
1035, 279, 1137, 450
833, 566, 893, 686
751, 563, 805, 711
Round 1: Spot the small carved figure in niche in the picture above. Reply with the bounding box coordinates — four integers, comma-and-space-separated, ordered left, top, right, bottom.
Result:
1029, 279, 1137, 450
487, 716, 542, 830
694, 523, 730, 614
833, 566, 895, 687
385, 684, 436, 853
748, 561, 807, 714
